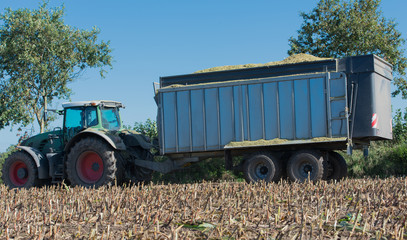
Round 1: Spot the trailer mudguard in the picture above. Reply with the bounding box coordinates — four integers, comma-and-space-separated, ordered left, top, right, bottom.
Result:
17, 146, 49, 179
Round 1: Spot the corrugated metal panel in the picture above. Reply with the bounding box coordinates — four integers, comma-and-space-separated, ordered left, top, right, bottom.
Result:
190, 89, 204, 152
158, 72, 348, 154
309, 78, 327, 138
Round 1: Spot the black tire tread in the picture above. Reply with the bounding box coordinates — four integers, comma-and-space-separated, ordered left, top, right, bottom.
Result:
327, 151, 348, 181
1, 151, 41, 188
124, 147, 153, 185
243, 152, 282, 183
287, 150, 326, 183
66, 137, 117, 188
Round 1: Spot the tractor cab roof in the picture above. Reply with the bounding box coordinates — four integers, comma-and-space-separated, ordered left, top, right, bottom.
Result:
62, 100, 124, 109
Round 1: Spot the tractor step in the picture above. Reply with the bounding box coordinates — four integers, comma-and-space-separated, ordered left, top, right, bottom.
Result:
51, 174, 64, 183
51, 163, 64, 183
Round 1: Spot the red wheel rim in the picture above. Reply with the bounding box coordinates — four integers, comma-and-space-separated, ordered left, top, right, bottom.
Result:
76, 151, 104, 184
9, 161, 28, 186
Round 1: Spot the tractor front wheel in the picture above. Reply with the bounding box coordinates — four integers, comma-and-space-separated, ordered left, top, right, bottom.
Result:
66, 137, 117, 188
1, 151, 40, 188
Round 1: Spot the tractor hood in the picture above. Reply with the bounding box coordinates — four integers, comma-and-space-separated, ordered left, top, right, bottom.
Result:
20, 129, 63, 153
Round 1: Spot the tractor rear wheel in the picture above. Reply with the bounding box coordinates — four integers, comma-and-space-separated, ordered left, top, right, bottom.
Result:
66, 137, 117, 188
243, 152, 282, 183
287, 151, 326, 183
1, 151, 40, 188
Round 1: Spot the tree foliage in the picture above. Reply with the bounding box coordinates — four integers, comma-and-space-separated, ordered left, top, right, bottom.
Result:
0, 145, 17, 184
392, 108, 407, 142
288, 0, 407, 98
128, 118, 158, 142
0, 2, 112, 132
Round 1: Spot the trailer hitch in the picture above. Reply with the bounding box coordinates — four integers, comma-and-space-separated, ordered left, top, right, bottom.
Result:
133, 157, 199, 174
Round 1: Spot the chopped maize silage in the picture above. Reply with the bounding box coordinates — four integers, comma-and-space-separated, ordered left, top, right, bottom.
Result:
226, 138, 288, 147
159, 54, 332, 91
310, 137, 347, 142
195, 53, 331, 73
226, 137, 346, 148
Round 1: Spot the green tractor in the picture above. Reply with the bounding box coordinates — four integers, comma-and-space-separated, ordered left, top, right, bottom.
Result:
1, 100, 154, 188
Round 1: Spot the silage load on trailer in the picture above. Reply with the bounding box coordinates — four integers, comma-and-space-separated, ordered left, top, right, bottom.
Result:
226, 138, 288, 147
159, 54, 331, 91
225, 137, 347, 148
195, 53, 331, 73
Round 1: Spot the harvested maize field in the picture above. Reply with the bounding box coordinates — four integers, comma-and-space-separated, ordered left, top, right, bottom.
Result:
1, 177, 406, 239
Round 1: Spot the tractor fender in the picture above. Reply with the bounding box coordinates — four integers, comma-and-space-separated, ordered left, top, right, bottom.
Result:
119, 129, 153, 150
64, 129, 127, 153
17, 146, 49, 179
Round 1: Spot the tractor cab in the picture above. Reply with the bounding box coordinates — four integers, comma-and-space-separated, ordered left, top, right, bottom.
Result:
62, 100, 124, 143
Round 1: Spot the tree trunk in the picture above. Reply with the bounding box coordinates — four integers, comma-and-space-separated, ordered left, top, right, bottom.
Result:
40, 96, 47, 133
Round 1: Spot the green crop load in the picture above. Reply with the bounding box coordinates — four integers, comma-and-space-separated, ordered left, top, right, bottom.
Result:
195, 53, 330, 73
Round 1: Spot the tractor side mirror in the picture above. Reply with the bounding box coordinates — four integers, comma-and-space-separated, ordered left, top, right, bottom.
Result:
48, 109, 64, 115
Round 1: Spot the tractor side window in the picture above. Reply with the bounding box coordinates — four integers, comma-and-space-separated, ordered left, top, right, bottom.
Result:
85, 107, 98, 127
65, 108, 83, 129
101, 107, 121, 130
64, 107, 84, 142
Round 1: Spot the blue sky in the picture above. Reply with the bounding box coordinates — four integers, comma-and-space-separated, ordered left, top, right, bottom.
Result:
0, 0, 406, 152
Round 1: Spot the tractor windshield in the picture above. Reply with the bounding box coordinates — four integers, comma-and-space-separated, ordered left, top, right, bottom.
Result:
101, 107, 121, 130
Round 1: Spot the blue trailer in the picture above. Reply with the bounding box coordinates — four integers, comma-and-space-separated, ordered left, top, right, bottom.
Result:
153, 54, 392, 183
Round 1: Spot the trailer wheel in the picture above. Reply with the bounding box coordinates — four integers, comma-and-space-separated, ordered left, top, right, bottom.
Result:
287, 151, 325, 182
126, 148, 153, 185
1, 151, 41, 188
114, 151, 126, 185
127, 166, 153, 185
66, 137, 117, 188
325, 151, 347, 181
243, 153, 282, 183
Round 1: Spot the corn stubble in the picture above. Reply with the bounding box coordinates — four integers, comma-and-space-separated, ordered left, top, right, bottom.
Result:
0, 178, 406, 239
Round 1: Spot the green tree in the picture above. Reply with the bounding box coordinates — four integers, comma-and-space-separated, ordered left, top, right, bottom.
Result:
288, 0, 407, 98
0, 2, 112, 133
392, 108, 407, 142
0, 145, 17, 184
129, 118, 158, 142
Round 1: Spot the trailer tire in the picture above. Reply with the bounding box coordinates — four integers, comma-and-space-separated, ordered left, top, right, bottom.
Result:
114, 151, 126, 185
287, 151, 325, 182
66, 137, 117, 188
1, 151, 41, 188
325, 151, 347, 181
126, 148, 153, 185
243, 152, 282, 183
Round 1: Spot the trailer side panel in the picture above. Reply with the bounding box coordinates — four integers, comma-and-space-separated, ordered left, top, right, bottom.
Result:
157, 72, 348, 155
